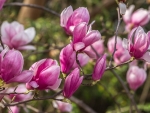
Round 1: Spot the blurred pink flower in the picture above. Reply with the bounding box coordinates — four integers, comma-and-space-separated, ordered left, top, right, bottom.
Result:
60, 6, 90, 35
53, 96, 72, 112
63, 68, 83, 98
123, 5, 149, 32
1, 21, 36, 50
26, 59, 62, 90
127, 66, 147, 90
0, 0, 6, 10
0, 49, 33, 83
8, 84, 32, 102
9, 106, 20, 113
108, 36, 131, 64
84, 40, 104, 59
92, 54, 106, 81
72, 22, 101, 51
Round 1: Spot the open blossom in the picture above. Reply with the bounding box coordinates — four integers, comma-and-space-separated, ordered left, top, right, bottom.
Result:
108, 36, 131, 64
92, 54, 106, 81
0, 0, 6, 10
123, 26, 150, 62
53, 96, 72, 112
60, 44, 76, 74
84, 40, 104, 59
26, 59, 62, 90
63, 68, 83, 98
60, 6, 90, 35
123, 5, 149, 32
0, 49, 33, 83
1, 21, 36, 50
72, 22, 101, 51
127, 66, 147, 90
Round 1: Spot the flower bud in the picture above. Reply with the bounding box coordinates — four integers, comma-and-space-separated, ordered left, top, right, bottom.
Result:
119, 2, 127, 15
63, 68, 83, 98
92, 54, 106, 81
127, 66, 147, 90
1, 49, 33, 83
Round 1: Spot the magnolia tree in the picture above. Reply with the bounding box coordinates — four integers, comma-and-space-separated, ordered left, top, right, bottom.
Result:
0, 0, 150, 113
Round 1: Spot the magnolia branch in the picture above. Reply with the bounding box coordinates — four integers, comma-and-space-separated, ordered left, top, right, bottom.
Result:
108, 8, 122, 67
4, 90, 63, 106
4, 2, 60, 17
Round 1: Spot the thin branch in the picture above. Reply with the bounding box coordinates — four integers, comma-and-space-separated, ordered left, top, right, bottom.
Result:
76, 52, 84, 75
111, 70, 140, 113
4, 2, 60, 17
4, 90, 63, 106
108, 8, 122, 67
70, 96, 97, 113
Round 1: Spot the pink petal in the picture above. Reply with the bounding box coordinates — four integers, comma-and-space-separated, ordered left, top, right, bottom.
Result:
83, 30, 101, 47
29, 81, 39, 88
141, 51, 150, 63
24, 27, 36, 43
47, 78, 62, 90
60, 6, 73, 27
7, 70, 33, 83
74, 42, 85, 51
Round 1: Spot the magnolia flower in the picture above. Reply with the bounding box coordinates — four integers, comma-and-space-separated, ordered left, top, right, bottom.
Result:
26, 59, 62, 90
123, 26, 150, 62
72, 22, 101, 52
123, 5, 149, 32
108, 36, 131, 64
92, 54, 106, 81
1, 21, 36, 50
60, 44, 76, 74
0, 0, 6, 10
126, 66, 147, 90
52, 96, 72, 112
60, 6, 90, 35
63, 68, 83, 98
0, 49, 33, 83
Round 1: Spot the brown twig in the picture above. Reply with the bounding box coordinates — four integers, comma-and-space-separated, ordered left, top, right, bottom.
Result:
4, 2, 60, 17
4, 90, 63, 106
108, 8, 122, 67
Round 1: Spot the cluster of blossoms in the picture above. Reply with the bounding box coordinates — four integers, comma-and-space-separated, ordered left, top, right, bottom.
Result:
0, 1, 150, 112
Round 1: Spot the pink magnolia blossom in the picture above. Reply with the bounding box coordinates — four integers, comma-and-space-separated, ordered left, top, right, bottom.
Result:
63, 68, 83, 98
1, 21, 36, 50
123, 5, 149, 32
126, 66, 147, 90
84, 40, 104, 59
0, 49, 33, 83
123, 26, 150, 62
9, 106, 20, 113
60, 44, 76, 74
72, 22, 101, 51
26, 59, 62, 90
92, 54, 106, 81
108, 36, 131, 64
60, 6, 90, 35
53, 96, 72, 112
0, 0, 6, 10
